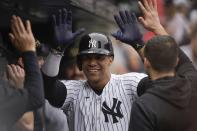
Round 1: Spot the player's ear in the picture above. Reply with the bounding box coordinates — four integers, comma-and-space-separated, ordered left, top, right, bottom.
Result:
144, 57, 151, 69
108, 56, 113, 65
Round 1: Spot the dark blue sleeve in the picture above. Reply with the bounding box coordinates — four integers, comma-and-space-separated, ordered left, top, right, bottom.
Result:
42, 73, 67, 108
22, 51, 45, 110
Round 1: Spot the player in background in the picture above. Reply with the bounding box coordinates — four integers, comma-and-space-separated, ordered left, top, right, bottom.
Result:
7, 41, 68, 131
58, 42, 86, 80
41, 8, 146, 131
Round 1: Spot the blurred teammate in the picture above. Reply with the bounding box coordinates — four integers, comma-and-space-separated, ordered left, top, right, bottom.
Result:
7, 41, 68, 131
0, 15, 44, 131
58, 43, 85, 80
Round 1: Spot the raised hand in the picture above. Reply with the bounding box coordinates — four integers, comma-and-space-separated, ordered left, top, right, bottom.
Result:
6, 64, 25, 89
52, 8, 85, 52
9, 15, 36, 52
138, 0, 168, 35
112, 11, 144, 50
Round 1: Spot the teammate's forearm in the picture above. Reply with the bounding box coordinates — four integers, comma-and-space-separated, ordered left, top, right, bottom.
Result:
22, 51, 44, 110
41, 51, 62, 77
41, 50, 67, 108
152, 25, 169, 36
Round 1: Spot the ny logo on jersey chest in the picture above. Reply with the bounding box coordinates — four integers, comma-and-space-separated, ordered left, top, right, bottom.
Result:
102, 98, 123, 123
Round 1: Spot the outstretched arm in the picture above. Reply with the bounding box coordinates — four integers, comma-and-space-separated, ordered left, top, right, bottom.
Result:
42, 8, 85, 76
138, 0, 168, 35
112, 0, 168, 57
9, 15, 44, 110
41, 9, 85, 107
0, 15, 44, 127
112, 11, 146, 60
138, 0, 196, 75
112, 11, 144, 52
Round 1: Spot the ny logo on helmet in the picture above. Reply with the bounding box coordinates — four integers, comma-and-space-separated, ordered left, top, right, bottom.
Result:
88, 39, 97, 48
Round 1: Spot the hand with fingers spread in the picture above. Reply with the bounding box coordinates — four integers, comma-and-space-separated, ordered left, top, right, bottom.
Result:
138, 0, 168, 35
52, 8, 85, 52
9, 15, 36, 52
112, 11, 144, 50
6, 64, 25, 89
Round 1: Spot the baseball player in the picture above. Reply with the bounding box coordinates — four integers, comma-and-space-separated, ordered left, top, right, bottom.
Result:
41, 9, 146, 131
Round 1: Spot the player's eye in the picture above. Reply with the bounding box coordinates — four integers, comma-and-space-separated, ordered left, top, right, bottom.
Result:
80, 54, 106, 61
95, 55, 106, 61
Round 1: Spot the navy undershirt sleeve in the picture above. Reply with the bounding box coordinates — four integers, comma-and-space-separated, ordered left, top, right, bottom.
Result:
42, 73, 67, 108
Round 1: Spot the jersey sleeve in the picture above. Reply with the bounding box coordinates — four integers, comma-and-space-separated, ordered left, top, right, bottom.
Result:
120, 73, 147, 99
60, 80, 84, 111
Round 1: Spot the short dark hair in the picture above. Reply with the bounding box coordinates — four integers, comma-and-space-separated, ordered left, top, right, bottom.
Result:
144, 35, 178, 72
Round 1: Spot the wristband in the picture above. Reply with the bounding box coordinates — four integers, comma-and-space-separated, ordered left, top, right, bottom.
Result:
131, 39, 144, 51
50, 48, 64, 56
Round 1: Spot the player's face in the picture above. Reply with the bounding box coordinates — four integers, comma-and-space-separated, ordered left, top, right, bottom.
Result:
81, 54, 113, 83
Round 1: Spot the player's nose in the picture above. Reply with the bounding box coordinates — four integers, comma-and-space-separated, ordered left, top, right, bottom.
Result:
87, 56, 98, 65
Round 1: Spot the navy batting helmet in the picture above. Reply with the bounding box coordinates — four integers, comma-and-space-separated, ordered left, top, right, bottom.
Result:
77, 33, 114, 70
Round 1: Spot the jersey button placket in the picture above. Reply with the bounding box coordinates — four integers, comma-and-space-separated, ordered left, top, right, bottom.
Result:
96, 96, 101, 130
96, 97, 101, 119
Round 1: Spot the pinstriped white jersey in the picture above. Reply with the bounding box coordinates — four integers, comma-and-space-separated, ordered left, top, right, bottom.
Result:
61, 72, 146, 131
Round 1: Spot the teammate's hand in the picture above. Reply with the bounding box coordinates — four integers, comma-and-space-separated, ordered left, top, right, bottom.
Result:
138, 0, 168, 35
6, 64, 25, 89
52, 8, 85, 52
112, 11, 144, 50
9, 15, 36, 52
